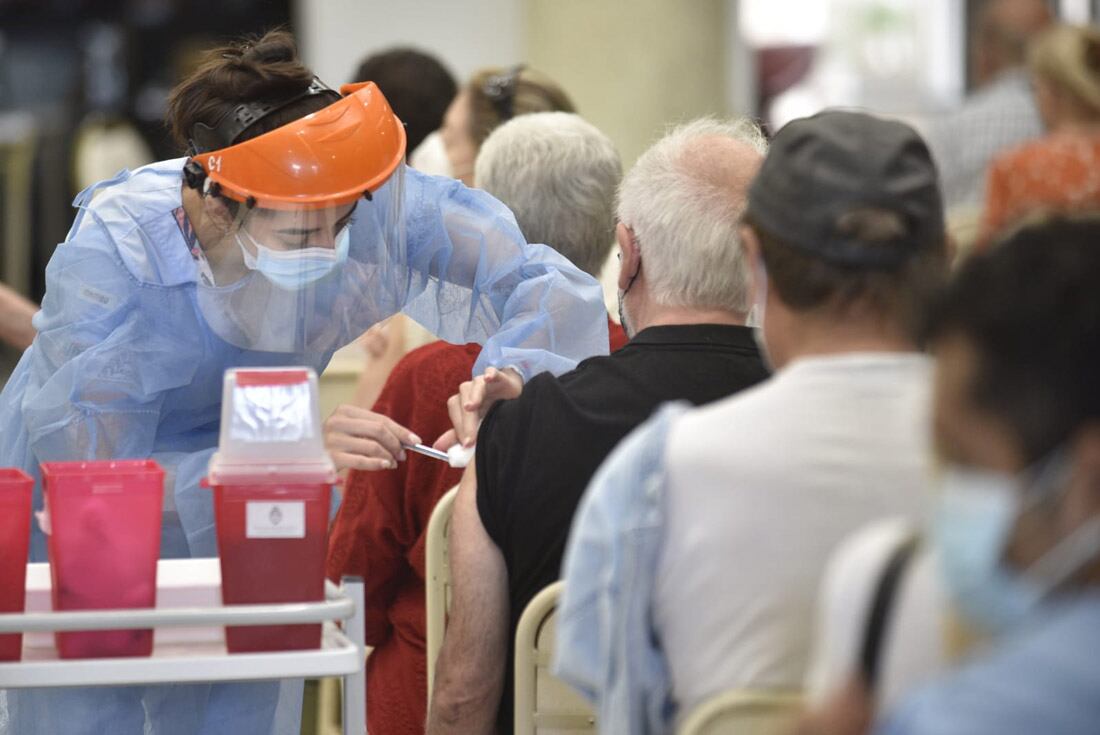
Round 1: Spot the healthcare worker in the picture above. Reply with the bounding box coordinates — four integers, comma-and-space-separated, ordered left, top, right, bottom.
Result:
0, 31, 606, 734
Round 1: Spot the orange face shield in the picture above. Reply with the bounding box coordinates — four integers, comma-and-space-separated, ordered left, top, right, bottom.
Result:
187, 82, 407, 210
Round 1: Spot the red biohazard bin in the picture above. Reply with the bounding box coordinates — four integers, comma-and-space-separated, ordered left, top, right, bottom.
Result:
0, 469, 33, 661
41, 460, 163, 659
211, 471, 332, 652
210, 367, 335, 653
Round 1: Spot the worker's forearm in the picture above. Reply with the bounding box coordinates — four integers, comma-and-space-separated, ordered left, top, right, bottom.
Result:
0, 284, 37, 350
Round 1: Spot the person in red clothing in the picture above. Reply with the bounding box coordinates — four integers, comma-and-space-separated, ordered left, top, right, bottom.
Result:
326, 110, 624, 734
979, 23, 1100, 246
326, 340, 477, 733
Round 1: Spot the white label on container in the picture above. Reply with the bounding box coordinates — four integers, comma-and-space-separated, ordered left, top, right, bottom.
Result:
246, 501, 305, 539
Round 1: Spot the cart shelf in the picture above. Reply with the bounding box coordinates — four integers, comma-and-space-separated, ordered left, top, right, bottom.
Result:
0, 559, 366, 734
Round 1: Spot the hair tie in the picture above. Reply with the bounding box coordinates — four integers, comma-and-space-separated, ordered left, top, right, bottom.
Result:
482, 64, 526, 122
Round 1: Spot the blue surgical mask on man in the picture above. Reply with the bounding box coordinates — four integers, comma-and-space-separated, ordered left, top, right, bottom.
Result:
236, 226, 350, 290
933, 452, 1100, 634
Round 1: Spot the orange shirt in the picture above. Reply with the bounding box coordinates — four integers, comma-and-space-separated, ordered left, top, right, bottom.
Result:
979, 132, 1100, 248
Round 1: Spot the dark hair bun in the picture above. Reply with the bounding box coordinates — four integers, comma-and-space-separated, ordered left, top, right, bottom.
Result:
241, 32, 298, 66
167, 28, 324, 151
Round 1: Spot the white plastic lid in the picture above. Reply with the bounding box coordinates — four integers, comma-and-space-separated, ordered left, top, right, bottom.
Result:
215, 367, 330, 464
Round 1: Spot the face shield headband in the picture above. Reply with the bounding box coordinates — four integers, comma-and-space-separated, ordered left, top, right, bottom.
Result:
186, 77, 342, 157
183, 81, 407, 211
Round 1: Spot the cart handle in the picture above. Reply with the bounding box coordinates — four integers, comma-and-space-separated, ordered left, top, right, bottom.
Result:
0, 581, 352, 634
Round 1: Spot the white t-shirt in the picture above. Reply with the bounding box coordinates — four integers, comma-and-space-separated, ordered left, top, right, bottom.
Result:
654, 353, 933, 721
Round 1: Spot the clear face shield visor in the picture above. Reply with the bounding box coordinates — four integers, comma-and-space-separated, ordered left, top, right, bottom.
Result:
187, 81, 408, 354
197, 167, 407, 353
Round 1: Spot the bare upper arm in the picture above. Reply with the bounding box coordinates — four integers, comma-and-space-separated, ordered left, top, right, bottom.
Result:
427, 459, 511, 733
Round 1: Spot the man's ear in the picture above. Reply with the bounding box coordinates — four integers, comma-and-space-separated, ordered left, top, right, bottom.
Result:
741, 224, 770, 312
201, 194, 236, 233
616, 222, 641, 291
740, 224, 762, 267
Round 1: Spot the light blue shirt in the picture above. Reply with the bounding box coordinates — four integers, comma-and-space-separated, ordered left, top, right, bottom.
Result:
878, 592, 1100, 735
554, 403, 686, 735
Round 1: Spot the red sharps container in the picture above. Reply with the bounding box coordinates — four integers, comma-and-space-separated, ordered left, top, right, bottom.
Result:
40, 460, 163, 658
208, 368, 336, 653
0, 469, 33, 660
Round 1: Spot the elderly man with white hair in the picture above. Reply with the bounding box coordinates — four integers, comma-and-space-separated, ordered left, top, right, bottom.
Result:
556, 110, 948, 733
427, 117, 770, 735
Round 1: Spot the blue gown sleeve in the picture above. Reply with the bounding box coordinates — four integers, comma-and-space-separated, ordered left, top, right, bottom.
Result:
18, 205, 206, 558
398, 167, 609, 380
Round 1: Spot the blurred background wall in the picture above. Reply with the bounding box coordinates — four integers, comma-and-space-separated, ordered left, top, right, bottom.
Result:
523, 0, 728, 166
296, 0, 525, 93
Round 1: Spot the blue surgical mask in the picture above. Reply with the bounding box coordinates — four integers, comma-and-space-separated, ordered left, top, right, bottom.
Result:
932, 466, 1043, 634
933, 453, 1100, 635
237, 226, 350, 290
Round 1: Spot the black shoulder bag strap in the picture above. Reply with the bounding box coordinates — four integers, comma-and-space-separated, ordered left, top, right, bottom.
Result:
858, 532, 920, 690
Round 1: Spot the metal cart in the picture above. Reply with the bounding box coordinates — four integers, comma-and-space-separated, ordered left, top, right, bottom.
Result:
0, 559, 366, 734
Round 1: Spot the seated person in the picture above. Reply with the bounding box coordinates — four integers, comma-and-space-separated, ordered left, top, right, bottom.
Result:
326, 111, 624, 735
798, 215, 1100, 735
555, 111, 948, 733
427, 118, 772, 734
352, 47, 457, 155
441, 65, 575, 186
979, 23, 1100, 246
921, 0, 1050, 210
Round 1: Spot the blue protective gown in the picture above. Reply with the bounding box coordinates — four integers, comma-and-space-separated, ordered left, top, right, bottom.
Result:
0, 159, 608, 734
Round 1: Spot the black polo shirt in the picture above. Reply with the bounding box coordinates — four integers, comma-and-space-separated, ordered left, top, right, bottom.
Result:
474, 323, 769, 733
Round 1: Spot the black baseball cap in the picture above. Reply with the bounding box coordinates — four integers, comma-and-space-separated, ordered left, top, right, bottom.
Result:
746, 109, 945, 269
